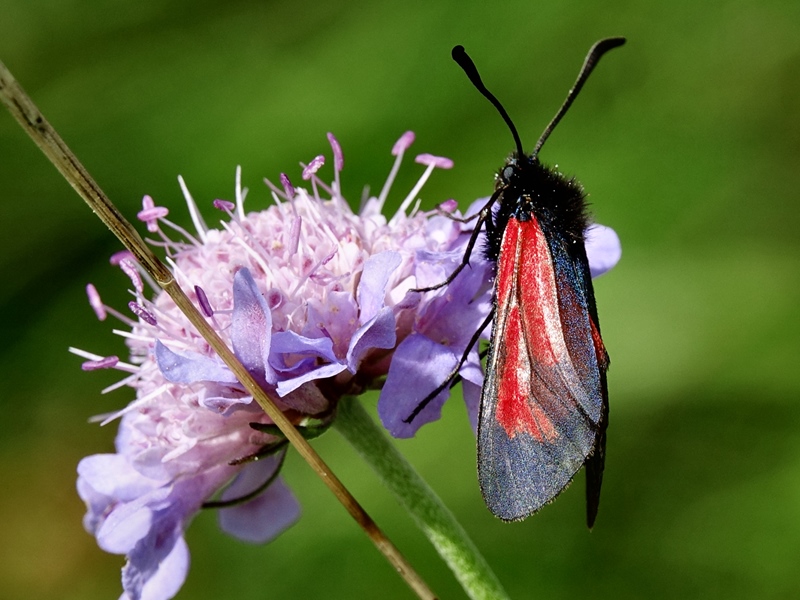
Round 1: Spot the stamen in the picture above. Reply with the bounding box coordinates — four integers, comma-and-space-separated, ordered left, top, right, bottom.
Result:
195, 285, 214, 317
327, 133, 344, 197
378, 131, 415, 210
178, 175, 209, 243
213, 199, 235, 212
302, 155, 325, 180
86, 284, 107, 321
97, 383, 171, 425
415, 153, 454, 170
289, 216, 301, 256
137, 195, 169, 233
235, 165, 246, 220
157, 217, 202, 247
302, 155, 325, 201
81, 355, 120, 371
438, 199, 458, 213
69, 347, 138, 373
119, 259, 144, 294
128, 301, 158, 326
392, 131, 416, 156
280, 173, 295, 199
109, 250, 134, 266
100, 372, 139, 394
391, 153, 453, 225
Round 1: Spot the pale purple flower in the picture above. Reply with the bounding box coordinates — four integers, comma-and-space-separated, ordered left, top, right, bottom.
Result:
75, 132, 477, 600
74, 131, 621, 600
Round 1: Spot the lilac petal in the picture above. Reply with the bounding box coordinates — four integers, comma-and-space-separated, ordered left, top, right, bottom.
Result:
357, 251, 401, 324
155, 341, 238, 385
346, 307, 397, 372
415, 261, 493, 350
276, 362, 347, 397
304, 292, 358, 354
585, 223, 621, 278
78, 454, 163, 501
96, 483, 174, 554
200, 395, 254, 414
231, 268, 276, 385
77, 455, 162, 536
218, 455, 301, 544
120, 517, 185, 600
271, 331, 339, 365
462, 380, 481, 434
128, 536, 189, 600
279, 381, 331, 414
378, 334, 458, 438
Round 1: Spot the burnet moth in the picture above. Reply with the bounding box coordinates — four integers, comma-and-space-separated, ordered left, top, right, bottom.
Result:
406, 38, 624, 527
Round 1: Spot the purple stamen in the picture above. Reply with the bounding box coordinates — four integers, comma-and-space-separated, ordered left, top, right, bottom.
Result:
119, 259, 144, 294
414, 153, 454, 170
82, 355, 120, 371
302, 155, 325, 180
109, 250, 135, 266
195, 286, 214, 317
128, 301, 157, 326
327, 133, 344, 172
86, 283, 107, 321
213, 199, 235, 212
289, 216, 301, 256
439, 199, 459, 213
280, 173, 295, 199
137, 195, 169, 233
392, 131, 415, 156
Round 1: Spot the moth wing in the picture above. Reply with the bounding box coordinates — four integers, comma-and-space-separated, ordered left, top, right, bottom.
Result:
478, 216, 608, 522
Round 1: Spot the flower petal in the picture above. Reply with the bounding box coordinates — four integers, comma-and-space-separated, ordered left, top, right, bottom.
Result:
357, 251, 401, 324
218, 455, 301, 544
276, 362, 348, 397
231, 268, 276, 385
346, 307, 397, 372
585, 223, 622, 278
131, 536, 189, 600
270, 330, 339, 367
378, 334, 458, 438
155, 341, 238, 385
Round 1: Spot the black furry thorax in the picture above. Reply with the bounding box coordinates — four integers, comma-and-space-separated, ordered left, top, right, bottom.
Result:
484, 153, 590, 262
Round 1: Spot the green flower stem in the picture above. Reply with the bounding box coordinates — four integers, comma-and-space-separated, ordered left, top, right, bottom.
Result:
334, 397, 510, 600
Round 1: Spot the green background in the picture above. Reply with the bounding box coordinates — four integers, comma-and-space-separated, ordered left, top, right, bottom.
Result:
1, 1, 799, 598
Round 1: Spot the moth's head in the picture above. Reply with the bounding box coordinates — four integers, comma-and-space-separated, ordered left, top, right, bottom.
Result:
496, 154, 538, 189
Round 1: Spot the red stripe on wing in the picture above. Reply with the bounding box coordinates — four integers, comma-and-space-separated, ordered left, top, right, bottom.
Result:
491, 216, 570, 442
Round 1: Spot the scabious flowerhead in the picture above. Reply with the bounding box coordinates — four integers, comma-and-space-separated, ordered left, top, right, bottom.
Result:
74, 131, 621, 600
75, 132, 473, 600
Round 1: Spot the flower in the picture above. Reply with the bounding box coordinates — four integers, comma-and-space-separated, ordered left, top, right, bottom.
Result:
75, 132, 479, 600
74, 131, 621, 600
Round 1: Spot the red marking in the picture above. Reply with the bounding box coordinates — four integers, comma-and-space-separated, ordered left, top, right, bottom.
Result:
590, 318, 609, 370
492, 217, 560, 442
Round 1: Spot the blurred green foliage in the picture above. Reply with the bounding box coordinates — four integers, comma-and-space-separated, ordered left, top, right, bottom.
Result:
1, 1, 799, 598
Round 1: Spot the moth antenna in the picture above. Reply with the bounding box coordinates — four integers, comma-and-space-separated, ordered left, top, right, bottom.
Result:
452, 45, 525, 160
532, 37, 626, 157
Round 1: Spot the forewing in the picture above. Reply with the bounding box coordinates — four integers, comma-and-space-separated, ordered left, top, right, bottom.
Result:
478, 215, 608, 521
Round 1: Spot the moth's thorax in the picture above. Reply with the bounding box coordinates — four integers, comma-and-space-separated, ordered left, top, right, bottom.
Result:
484, 153, 591, 264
